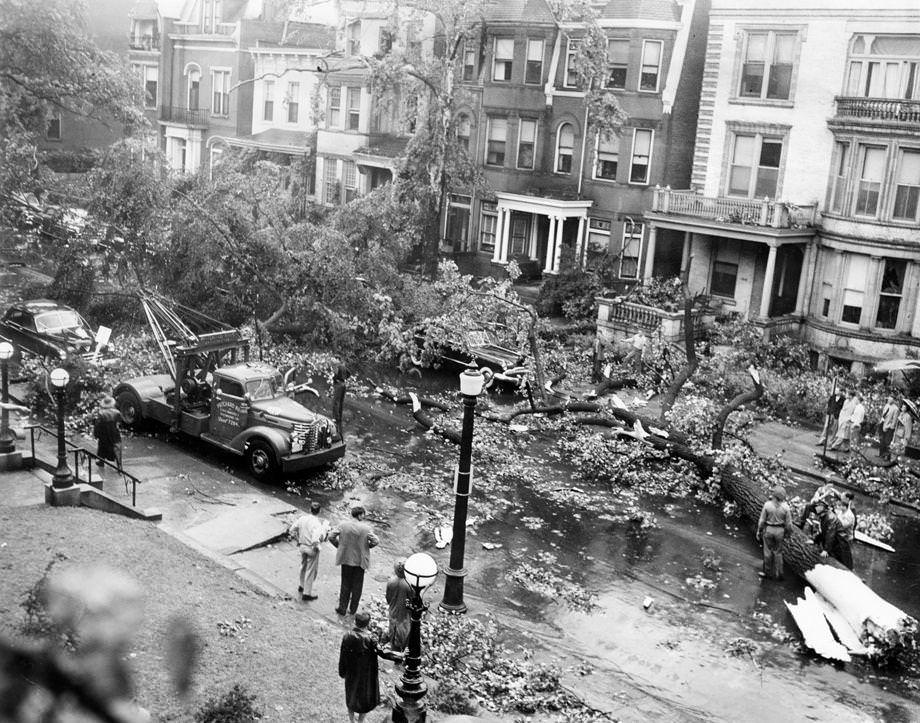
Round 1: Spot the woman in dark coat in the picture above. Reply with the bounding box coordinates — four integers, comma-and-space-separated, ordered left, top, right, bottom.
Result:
339, 611, 397, 722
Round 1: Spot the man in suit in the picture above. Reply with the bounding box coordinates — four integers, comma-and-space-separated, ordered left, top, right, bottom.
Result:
328, 506, 379, 616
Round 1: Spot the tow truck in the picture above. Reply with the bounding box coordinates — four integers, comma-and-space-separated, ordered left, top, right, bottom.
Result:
113, 293, 345, 480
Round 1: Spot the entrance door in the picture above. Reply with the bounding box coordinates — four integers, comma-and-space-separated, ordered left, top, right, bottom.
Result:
509, 213, 531, 258
210, 376, 249, 440
769, 245, 803, 317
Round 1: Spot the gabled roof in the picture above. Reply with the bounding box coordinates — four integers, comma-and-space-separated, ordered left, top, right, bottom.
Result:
280, 21, 336, 48
483, 0, 558, 25
130, 0, 159, 19
593, 0, 681, 23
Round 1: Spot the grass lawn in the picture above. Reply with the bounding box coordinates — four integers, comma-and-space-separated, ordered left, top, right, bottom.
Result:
0, 505, 369, 722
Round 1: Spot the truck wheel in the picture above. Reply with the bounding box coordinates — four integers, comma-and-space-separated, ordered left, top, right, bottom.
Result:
116, 391, 144, 430
246, 440, 277, 481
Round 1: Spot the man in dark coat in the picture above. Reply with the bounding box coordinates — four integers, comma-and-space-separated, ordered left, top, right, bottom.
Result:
813, 500, 849, 566
93, 395, 123, 477
385, 559, 412, 652
328, 506, 379, 616
338, 611, 385, 722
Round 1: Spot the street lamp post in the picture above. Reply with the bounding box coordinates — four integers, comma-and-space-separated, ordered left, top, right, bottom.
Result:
440, 366, 484, 614
392, 551, 438, 723
0, 342, 15, 455
50, 368, 74, 489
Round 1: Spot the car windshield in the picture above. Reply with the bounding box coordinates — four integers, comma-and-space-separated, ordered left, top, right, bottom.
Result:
246, 377, 278, 401
34, 311, 84, 334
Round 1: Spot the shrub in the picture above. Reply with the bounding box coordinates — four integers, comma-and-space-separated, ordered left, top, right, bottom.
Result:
536, 248, 600, 320
430, 678, 479, 715
194, 684, 262, 723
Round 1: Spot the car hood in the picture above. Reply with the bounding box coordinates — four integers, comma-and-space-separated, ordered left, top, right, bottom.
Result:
251, 396, 323, 424
46, 327, 94, 350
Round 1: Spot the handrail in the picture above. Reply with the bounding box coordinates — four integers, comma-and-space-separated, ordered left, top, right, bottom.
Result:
24, 424, 142, 507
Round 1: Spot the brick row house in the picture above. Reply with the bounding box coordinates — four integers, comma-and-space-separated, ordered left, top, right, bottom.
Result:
645, 0, 920, 371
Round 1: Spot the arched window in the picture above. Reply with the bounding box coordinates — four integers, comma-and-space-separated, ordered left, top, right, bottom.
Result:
186, 65, 201, 110
555, 123, 575, 173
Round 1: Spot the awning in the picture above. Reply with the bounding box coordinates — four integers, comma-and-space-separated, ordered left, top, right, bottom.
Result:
220, 129, 314, 154
495, 191, 593, 218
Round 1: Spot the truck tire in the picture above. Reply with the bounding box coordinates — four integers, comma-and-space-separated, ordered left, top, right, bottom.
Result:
246, 439, 277, 481
116, 391, 144, 430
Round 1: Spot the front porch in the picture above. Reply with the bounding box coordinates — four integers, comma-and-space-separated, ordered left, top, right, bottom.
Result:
489, 192, 593, 276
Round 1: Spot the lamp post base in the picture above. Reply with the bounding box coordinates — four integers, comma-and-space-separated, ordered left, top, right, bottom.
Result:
439, 566, 468, 614
0, 450, 22, 471
44, 482, 81, 507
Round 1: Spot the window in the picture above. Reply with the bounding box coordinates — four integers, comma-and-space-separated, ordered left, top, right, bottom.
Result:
710, 241, 740, 297
854, 145, 886, 216
46, 113, 61, 141
187, 67, 200, 110
347, 87, 361, 130
517, 119, 537, 170
595, 133, 618, 180
347, 21, 361, 56
586, 218, 610, 266
564, 38, 581, 87
344, 161, 358, 202
606, 39, 629, 89
328, 87, 341, 127
445, 195, 471, 249
893, 149, 920, 221
845, 35, 920, 99
727, 134, 782, 198
143, 65, 158, 109
486, 117, 507, 166
739, 31, 796, 100
463, 44, 476, 81
555, 123, 574, 173
286, 82, 300, 123
201, 0, 221, 32
263, 80, 274, 121
819, 252, 839, 319
493, 38, 514, 81
830, 142, 849, 213
629, 128, 653, 184
841, 254, 868, 324
324, 159, 339, 204
620, 222, 643, 278
877, 259, 907, 329
639, 40, 662, 91
456, 114, 472, 151
525, 39, 544, 84
479, 201, 498, 252
212, 70, 230, 116
378, 28, 393, 55
218, 378, 244, 398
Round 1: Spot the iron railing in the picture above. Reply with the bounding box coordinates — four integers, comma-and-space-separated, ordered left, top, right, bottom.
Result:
128, 34, 159, 50
24, 424, 142, 507
651, 187, 818, 228
159, 106, 210, 126
834, 96, 920, 124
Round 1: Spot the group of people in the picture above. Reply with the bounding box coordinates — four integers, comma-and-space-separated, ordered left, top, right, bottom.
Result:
288, 503, 414, 722
756, 483, 858, 580
818, 386, 914, 460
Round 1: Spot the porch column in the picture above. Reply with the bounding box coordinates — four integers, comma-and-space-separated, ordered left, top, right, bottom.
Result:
544, 216, 557, 274
642, 223, 658, 281
794, 242, 815, 316
552, 215, 564, 273
576, 215, 587, 268
492, 207, 505, 263
528, 215, 537, 258
500, 209, 512, 263
759, 242, 778, 319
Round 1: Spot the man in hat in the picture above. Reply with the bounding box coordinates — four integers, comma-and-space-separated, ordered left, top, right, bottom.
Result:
756, 485, 793, 580
813, 499, 848, 565
92, 395, 123, 478
338, 610, 400, 722
328, 506, 379, 616
384, 559, 412, 653
289, 500, 329, 600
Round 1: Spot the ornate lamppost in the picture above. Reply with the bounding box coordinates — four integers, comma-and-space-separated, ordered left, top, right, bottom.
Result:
440, 365, 484, 614
0, 341, 20, 469
393, 551, 438, 723
50, 367, 74, 489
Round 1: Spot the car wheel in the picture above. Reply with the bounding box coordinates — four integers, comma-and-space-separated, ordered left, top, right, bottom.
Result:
116, 391, 144, 430
246, 440, 277, 481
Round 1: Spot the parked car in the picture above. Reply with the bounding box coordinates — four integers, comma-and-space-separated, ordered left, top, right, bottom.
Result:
0, 300, 112, 363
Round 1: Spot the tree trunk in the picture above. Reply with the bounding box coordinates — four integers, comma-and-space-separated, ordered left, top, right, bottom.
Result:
659, 295, 701, 418
711, 371, 763, 449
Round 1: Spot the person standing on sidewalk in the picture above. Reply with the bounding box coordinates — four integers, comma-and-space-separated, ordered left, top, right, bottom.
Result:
328, 506, 379, 616
92, 395, 123, 479
756, 486, 793, 580
384, 559, 412, 652
848, 393, 867, 453
877, 395, 900, 460
836, 493, 857, 570
892, 401, 914, 457
829, 389, 857, 452
817, 384, 845, 446
338, 610, 401, 722
289, 501, 329, 601
331, 365, 349, 438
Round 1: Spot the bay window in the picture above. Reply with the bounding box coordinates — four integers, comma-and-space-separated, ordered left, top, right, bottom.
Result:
841, 254, 868, 324
854, 145, 886, 216
893, 149, 920, 221
876, 259, 907, 329
830, 142, 849, 213
844, 35, 920, 99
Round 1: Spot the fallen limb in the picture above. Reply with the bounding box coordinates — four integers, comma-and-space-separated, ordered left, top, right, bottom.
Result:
407, 393, 461, 445
712, 367, 763, 449
375, 386, 451, 412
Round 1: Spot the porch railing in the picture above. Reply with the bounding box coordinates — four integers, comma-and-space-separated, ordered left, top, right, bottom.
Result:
595, 297, 712, 342
159, 106, 210, 127
651, 187, 818, 229
834, 96, 920, 125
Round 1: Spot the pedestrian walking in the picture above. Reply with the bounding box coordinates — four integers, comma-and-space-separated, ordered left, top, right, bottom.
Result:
289, 501, 329, 600
877, 395, 900, 460
817, 383, 845, 446
385, 559, 412, 652
338, 610, 401, 723
328, 506, 379, 616
756, 486, 793, 580
829, 389, 857, 452
332, 364, 349, 437
92, 395, 123, 478
848, 393, 867, 452
892, 401, 914, 457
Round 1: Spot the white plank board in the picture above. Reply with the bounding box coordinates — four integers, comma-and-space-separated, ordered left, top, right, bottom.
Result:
807, 588, 869, 655
855, 529, 895, 553
785, 594, 852, 663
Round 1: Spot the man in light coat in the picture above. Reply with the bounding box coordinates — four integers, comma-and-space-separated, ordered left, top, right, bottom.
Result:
328, 506, 379, 616
829, 389, 857, 452
848, 393, 867, 452
289, 501, 329, 601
